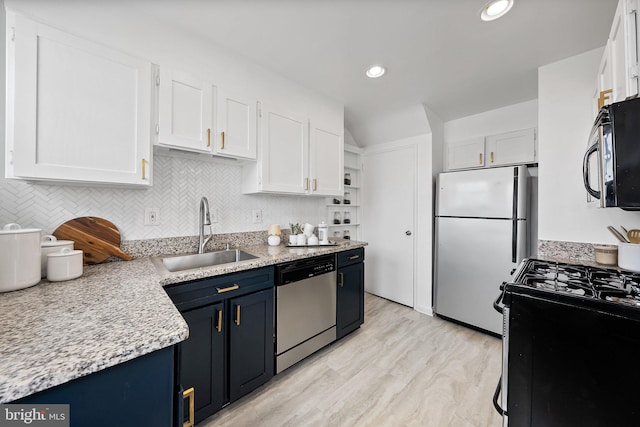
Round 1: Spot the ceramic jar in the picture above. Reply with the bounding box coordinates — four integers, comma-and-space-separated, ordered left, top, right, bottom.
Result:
47, 248, 83, 282
40, 235, 74, 278
0, 223, 42, 292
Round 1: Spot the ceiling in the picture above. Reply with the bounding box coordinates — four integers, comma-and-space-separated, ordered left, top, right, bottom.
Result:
11, 0, 619, 145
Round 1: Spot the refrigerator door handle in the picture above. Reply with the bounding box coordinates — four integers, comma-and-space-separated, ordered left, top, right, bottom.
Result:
511, 220, 517, 263
512, 167, 518, 263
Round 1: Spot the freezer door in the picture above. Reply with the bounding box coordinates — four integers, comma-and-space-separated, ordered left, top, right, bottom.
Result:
434, 217, 525, 335
437, 166, 528, 219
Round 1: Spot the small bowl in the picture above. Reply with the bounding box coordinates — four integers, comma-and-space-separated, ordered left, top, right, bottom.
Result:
593, 244, 618, 266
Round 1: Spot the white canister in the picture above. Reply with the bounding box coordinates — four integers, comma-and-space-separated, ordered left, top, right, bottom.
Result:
618, 243, 640, 272
40, 235, 74, 278
0, 223, 42, 292
47, 248, 83, 282
296, 234, 306, 245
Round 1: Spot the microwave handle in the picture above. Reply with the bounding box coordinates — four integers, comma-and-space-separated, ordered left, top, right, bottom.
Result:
583, 142, 600, 199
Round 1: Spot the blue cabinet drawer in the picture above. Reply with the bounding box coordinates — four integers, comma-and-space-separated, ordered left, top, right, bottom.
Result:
337, 248, 364, 268
165, 267, 274, 311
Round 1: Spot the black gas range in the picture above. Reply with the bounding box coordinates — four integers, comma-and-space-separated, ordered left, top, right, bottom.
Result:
494, 258, 640, 427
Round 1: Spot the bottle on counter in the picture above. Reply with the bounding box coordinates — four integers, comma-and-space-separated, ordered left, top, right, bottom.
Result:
318, 221, 329, 243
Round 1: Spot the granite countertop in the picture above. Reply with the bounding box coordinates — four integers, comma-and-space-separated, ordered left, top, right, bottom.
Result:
0, 239, 366, 403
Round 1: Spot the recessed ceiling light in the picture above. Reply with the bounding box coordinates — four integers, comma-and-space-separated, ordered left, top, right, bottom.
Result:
480, 0, 513, 21
366, 65, 386, 79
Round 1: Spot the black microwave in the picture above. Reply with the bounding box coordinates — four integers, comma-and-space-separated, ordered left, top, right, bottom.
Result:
583, 97, 640, 210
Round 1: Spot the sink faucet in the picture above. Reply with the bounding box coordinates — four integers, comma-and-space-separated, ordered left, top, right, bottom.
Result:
199, 197, 213, 254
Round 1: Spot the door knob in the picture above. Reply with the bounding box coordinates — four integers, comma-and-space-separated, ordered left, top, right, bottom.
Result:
405, 231, 412, 236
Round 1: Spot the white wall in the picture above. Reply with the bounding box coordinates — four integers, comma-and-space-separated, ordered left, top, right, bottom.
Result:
443, 99, 538, 144
350, 104, 431, 147
0, 3, 341, 240
538, 47, 640, 244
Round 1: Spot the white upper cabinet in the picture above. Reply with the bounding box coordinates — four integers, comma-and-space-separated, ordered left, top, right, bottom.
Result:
6, 12, 152, 186
597, 0, 639, 108
243, 103, 344, 195
309, 122, 343, 196
155, 67, 257, 160
596, 40, 614, 109
156, 68, 214, 153
215, 88, 257, 160
485, 128, 536, 167
247, 102, 309, 194
445, 129, 536, 171
446, 137, 485, 170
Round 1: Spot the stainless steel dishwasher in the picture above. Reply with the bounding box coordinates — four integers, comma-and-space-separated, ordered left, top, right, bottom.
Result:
275, 254, 336, 373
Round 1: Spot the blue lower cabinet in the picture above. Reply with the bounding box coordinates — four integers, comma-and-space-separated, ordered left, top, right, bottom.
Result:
179, 302, 226, 424
15, 347, 175, 427
167, 267, 275, 425
229, 288, 274, 402
337, 248, 365, 339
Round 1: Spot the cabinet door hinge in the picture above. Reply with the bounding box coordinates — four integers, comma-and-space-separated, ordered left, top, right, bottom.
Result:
155, 123, 159, 134
10, 27, 15, 42
155, 71, 160, 87
8, 150, 13, 165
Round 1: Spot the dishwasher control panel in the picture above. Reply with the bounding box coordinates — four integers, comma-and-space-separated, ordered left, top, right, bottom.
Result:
276, 254, 336, 285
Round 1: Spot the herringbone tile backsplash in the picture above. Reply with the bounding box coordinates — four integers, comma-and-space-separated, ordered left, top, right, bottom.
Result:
0, 154, 327, 240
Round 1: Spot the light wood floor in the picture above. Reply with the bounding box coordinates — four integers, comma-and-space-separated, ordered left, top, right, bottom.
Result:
202, 293, 503, 427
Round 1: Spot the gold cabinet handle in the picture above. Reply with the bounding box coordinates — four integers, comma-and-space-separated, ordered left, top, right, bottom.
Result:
221, 131, 225, 149
339, 272, 344, 287
313, 179, 317, 191
348, 255, 360, 260
305, 178, 309, 191
235, 305, 241, 326
479, 153, 483, 164
141, 158, 146, 180
490, 151, 494, 163
183, 387, 195, 427
216, 284, 239, 293
598, 89, 613, 110
216, 310, 223, 333
207, 128, 211, 147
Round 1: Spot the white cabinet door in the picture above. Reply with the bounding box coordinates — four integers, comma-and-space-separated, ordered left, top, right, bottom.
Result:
157, 68, 214, 153
309, 123, 343, 196
257, 102, 309, 194
445, 137, 485, 170
605, 0, 639, 103
215, 88, 257, 159
6, 12, 152, 186
485, 128, 536, 167
596, 40, 614, 109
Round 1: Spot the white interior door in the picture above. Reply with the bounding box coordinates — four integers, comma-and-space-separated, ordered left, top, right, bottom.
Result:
362, 145, 415, 307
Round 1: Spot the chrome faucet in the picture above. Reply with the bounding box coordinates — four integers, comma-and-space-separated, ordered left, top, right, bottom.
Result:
198, 196, 213, 254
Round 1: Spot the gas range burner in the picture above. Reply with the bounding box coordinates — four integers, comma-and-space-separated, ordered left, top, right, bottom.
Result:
512, 259, 640, 308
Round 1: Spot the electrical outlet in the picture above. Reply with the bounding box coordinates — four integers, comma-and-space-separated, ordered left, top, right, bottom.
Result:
144, 207, 160, 226
252, 209, 262, 223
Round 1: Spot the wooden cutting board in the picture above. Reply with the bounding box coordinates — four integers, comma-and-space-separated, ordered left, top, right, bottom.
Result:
52, 217, 133, 265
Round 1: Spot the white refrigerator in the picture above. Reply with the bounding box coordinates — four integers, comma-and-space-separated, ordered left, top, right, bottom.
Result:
434, 165, 530, 335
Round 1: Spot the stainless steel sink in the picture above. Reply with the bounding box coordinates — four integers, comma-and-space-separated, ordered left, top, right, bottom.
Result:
159, 249, 258, 273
